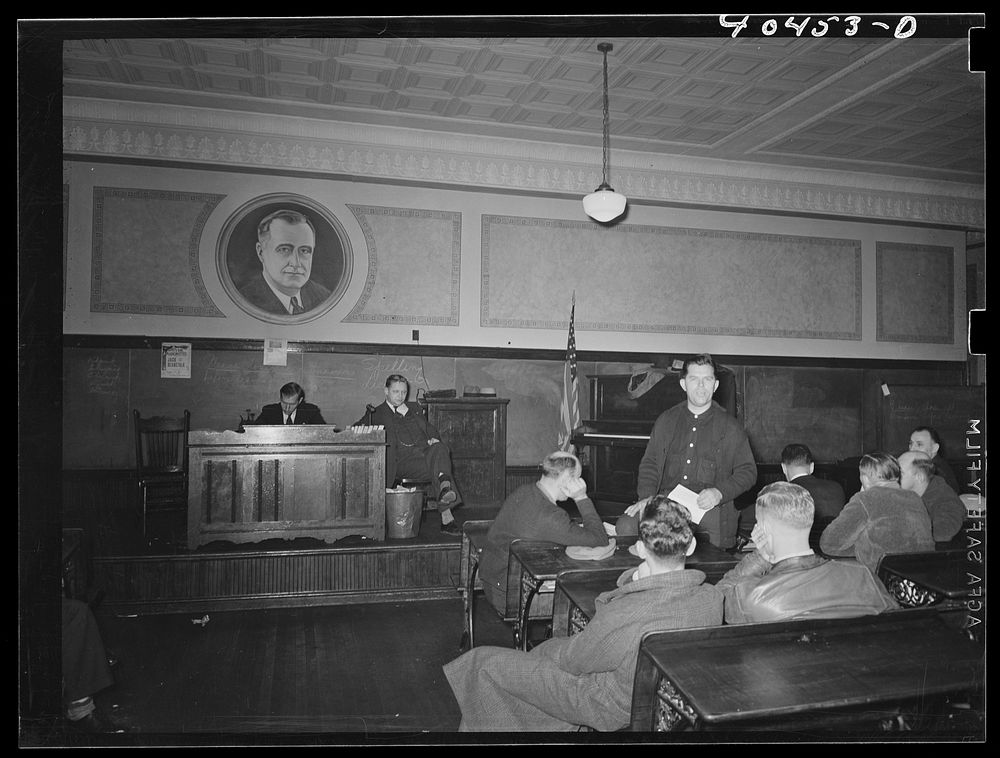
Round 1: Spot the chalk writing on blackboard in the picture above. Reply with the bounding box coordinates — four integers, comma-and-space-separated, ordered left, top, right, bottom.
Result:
86, 356, 121, 395
201, 353, 270, 389
361, 356, 426, 390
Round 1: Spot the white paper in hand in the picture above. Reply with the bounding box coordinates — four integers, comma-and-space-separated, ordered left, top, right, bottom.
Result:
667, 485, 708, 524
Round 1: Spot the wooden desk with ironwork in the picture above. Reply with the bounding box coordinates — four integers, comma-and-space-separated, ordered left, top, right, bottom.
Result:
877, 549, 975, 608
551, 545, 739, 638
459, 519, 493, 650
511, 538, 737, 650
629, 608, 985, 733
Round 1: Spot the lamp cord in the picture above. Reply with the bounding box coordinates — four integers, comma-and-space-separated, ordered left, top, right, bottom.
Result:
602, 46, 610, 186
597, 42, 613, 189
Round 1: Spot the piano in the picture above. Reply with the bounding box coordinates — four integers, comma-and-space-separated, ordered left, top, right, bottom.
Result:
572, 369, 737, 519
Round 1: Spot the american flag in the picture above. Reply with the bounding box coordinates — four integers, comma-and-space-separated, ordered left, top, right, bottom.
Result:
558, 293, 581, 452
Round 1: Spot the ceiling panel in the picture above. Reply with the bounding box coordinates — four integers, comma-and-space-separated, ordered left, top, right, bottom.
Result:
61, 35, 984, 184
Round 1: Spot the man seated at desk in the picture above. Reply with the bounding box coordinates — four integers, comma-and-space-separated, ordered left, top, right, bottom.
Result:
819, 452, 934, 575
716, 481, 897, 624
443, 496, 723, 732
899, 450, 966, 543
252, 381, 328, 425
355, 374, 463, 535
908, 425, 962, 494
478, 451, 608, 611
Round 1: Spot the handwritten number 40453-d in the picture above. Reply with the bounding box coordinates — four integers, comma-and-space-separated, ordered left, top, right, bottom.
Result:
719, 15, 917, 39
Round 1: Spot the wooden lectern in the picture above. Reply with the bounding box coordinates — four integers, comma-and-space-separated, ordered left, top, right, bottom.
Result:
187, 426, 386, 548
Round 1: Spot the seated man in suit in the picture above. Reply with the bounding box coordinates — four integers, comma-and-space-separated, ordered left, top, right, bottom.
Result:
716, 481, 897, 624
443, 496, 723, 732
779, 443, 846, 521
820, 452, 934, 574
735, 443, 847, 549
909, 425, 961, 494
898, 450, 966, 543
355, 374, 463, 535
253, 382, 328, 425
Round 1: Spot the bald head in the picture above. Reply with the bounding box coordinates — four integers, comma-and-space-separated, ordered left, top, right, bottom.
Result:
899, 450, 934, 494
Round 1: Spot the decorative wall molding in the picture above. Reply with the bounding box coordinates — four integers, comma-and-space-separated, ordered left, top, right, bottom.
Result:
91, 187, 226, 316
344, 205, 461, 326
64, 97, 984, 229
875, 242, 955, 344
482, 215, 862, 341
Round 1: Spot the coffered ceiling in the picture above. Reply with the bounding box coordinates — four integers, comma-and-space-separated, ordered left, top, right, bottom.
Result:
62, 33, 983, 186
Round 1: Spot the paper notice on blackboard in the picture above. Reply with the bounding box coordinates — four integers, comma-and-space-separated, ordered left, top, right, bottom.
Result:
667, 484, 708, 524
263, 338, 288, 366
160, 342, 191, 379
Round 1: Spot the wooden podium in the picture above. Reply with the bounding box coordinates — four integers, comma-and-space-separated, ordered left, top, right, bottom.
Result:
187, 426, 386, 548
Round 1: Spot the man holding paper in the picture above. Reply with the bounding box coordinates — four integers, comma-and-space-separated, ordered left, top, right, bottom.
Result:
614, 354, 757, 550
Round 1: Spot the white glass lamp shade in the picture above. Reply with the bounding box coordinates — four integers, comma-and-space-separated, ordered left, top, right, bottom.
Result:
583, 185, 627, 223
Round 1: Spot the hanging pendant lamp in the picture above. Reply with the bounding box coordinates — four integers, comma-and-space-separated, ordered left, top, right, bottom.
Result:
583, 42, 627, 223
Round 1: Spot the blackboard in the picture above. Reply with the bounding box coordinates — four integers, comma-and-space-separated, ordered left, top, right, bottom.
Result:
879, 384, 986, 459
62, 348, 132, 468
743, 366, 864, 463
62, 347, 565, 468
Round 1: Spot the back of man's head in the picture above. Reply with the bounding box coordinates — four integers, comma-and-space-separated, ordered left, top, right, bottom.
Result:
780, 443, 815, 480
781, 443, 813, 468
639, 495, 695, 562
858, 451, 901, 483
756, 481, 814, 531
899, 450, 934, 491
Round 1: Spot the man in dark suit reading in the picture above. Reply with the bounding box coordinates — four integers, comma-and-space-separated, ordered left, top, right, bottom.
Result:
356, 374, 463, 535
253, 382, 327, 425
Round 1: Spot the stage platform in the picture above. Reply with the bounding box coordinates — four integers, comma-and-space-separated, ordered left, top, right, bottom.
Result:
85, 505, 501, 616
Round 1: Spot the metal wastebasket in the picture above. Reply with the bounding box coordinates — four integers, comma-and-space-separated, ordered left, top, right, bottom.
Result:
385, 490, 423, 539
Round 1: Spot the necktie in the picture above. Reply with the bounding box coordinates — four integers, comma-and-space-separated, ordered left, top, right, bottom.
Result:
286, 415, 294, 425
290, 296, 304, 315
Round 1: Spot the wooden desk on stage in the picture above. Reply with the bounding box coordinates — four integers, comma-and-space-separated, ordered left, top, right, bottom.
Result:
630, 609, 985, 733
187, 426, 386, 548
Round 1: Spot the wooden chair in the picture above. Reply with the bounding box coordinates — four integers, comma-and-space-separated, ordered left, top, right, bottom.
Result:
133, 409, 190, 544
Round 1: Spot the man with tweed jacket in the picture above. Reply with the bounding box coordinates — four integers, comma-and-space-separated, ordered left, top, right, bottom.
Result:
443, 496, 723, 731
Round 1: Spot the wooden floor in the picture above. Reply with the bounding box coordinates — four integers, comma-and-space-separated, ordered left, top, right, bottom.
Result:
23, 596, 538, 746
24, 593, 985, 747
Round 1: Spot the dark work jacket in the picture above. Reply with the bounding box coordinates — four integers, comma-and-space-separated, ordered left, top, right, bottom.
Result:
355, 401, 442, 487
931, 454, 962, 494
253, 402, 327, 425
716, 552, 897, 624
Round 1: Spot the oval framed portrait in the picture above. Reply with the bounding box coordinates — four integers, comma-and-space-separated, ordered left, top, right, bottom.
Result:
216, 193, 353, 324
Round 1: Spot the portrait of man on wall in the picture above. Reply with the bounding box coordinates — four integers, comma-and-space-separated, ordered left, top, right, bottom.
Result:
219, 194, 352, 323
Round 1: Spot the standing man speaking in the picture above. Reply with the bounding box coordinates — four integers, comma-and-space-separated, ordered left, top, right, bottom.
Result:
617, 354, 757, 549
